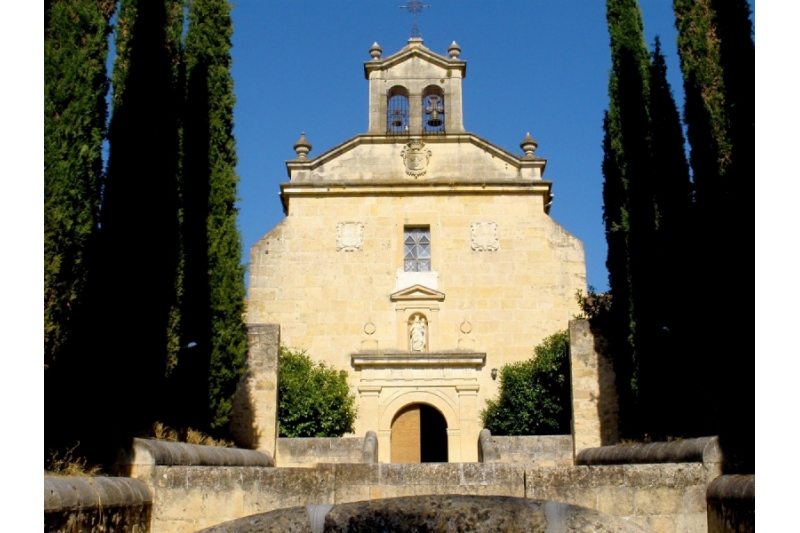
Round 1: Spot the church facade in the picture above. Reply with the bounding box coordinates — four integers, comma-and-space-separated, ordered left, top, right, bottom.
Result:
247, 38, 586, 463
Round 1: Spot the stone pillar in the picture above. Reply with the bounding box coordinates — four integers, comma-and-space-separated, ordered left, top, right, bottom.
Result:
445, 77, 465, 133
377, 429, 391, 463
230, 324, 280, 459
429, 308, 439, 351
368, 74, 385, 134
409, 94, 423, 135
456, 384, 480, 462
446, 428, 462, 462
358, 386, 381, 436
569, 319, 619, 459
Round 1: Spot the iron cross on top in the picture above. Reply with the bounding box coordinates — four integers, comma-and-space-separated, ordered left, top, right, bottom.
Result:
399, 0, 430, 39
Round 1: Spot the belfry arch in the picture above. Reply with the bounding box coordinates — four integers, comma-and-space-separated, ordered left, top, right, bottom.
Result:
386, 85, 410, 134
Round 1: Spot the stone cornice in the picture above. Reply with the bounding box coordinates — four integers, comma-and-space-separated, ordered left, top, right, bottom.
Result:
280, 181, 553, 214
351, 350, 486, 369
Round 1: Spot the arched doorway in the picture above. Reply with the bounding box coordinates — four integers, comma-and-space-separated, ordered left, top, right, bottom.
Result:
390, 403, 448, 463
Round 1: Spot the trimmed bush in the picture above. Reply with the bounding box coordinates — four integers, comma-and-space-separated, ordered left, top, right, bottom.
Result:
480, 331, 571, 436
278, 347, 356, 438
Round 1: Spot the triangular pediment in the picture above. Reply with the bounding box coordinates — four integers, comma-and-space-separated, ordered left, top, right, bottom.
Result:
285, 133, 545, 180
390, 284, 445, 302
363, 43, 466, 79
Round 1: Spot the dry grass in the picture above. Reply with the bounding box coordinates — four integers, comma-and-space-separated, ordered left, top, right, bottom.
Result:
151, 421, 180, 442
45, 443, 102, 477
145, 422, 233, 448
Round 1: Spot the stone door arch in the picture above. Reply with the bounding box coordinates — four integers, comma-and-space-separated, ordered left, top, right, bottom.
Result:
390, 403, 448, 463
378, 390, 461, 463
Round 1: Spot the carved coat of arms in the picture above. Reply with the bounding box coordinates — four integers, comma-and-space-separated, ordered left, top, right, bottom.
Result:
401, 139, 432, 178
471, 221, 499, 251
336, 222, 363, 252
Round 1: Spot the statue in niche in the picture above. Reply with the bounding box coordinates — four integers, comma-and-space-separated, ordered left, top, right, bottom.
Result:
410, 316, 427, 352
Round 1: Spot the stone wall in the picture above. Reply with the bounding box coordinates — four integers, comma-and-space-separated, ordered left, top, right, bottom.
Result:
275, 437, 365, 467
490, 435, 573, 466
706, 475, 755, 533
569, 319, 619, 457
230, 324, 280, 458
44, 475, 153, 533
134, 461, 711, 533
576, 436, 722, 482
527, 464, 709, 533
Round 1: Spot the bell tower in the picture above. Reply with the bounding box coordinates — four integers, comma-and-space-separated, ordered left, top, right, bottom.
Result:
364, 38, 466, 136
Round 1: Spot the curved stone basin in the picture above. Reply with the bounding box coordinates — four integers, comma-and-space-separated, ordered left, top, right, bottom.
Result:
199, 495, 648, 532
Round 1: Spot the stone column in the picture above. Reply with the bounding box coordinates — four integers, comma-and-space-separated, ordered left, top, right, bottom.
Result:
569, 319, 619, 459
230, 324, 280, 459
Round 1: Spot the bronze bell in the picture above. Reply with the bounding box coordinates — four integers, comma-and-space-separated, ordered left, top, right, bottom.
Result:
391, 111, 404, 128
427, 109, 442, 127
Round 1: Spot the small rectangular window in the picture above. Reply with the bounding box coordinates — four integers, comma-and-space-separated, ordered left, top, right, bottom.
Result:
404, 227, 431, 272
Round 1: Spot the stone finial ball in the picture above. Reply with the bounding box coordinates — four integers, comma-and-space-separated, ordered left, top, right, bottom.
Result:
369, 42, 383, 60
293, 132, 312, 160
448, 41, 461, 59
520, 132, 538, 158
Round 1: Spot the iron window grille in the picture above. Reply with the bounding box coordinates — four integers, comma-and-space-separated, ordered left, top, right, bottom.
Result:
422, 91, 445, 135
404, 227, 431, 272
387, 88, 410, 135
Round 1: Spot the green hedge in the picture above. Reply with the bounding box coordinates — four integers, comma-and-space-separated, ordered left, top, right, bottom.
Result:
277, 347, 356, 438
480, 330, 571, 436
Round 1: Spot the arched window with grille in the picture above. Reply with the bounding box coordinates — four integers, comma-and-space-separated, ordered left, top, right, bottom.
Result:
422, 86, 445, 135
387, 86, 410, 135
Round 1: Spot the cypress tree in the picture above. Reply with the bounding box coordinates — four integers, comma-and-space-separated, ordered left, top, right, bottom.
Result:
647, 37, 695, 437
84, 0, 184, 458
600, 111, 637, 437
181, 0, 247, 434
44, 0, 114, 371
44, 0, 115, 459
673, 0, 754, 471
603, 0, 657, 438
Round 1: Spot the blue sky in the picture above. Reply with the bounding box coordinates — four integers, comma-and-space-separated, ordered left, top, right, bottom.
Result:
225, 1, 754, 292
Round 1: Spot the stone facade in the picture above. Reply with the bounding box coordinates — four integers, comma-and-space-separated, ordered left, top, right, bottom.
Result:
247, 38, 586, 463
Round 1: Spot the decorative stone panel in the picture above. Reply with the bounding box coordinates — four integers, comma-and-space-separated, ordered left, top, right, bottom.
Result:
401, 139, 432, 177
470, 221, 498, 251
336, 222, 364, 251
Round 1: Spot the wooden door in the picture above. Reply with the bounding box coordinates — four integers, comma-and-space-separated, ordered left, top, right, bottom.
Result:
391, 405, 421, 463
